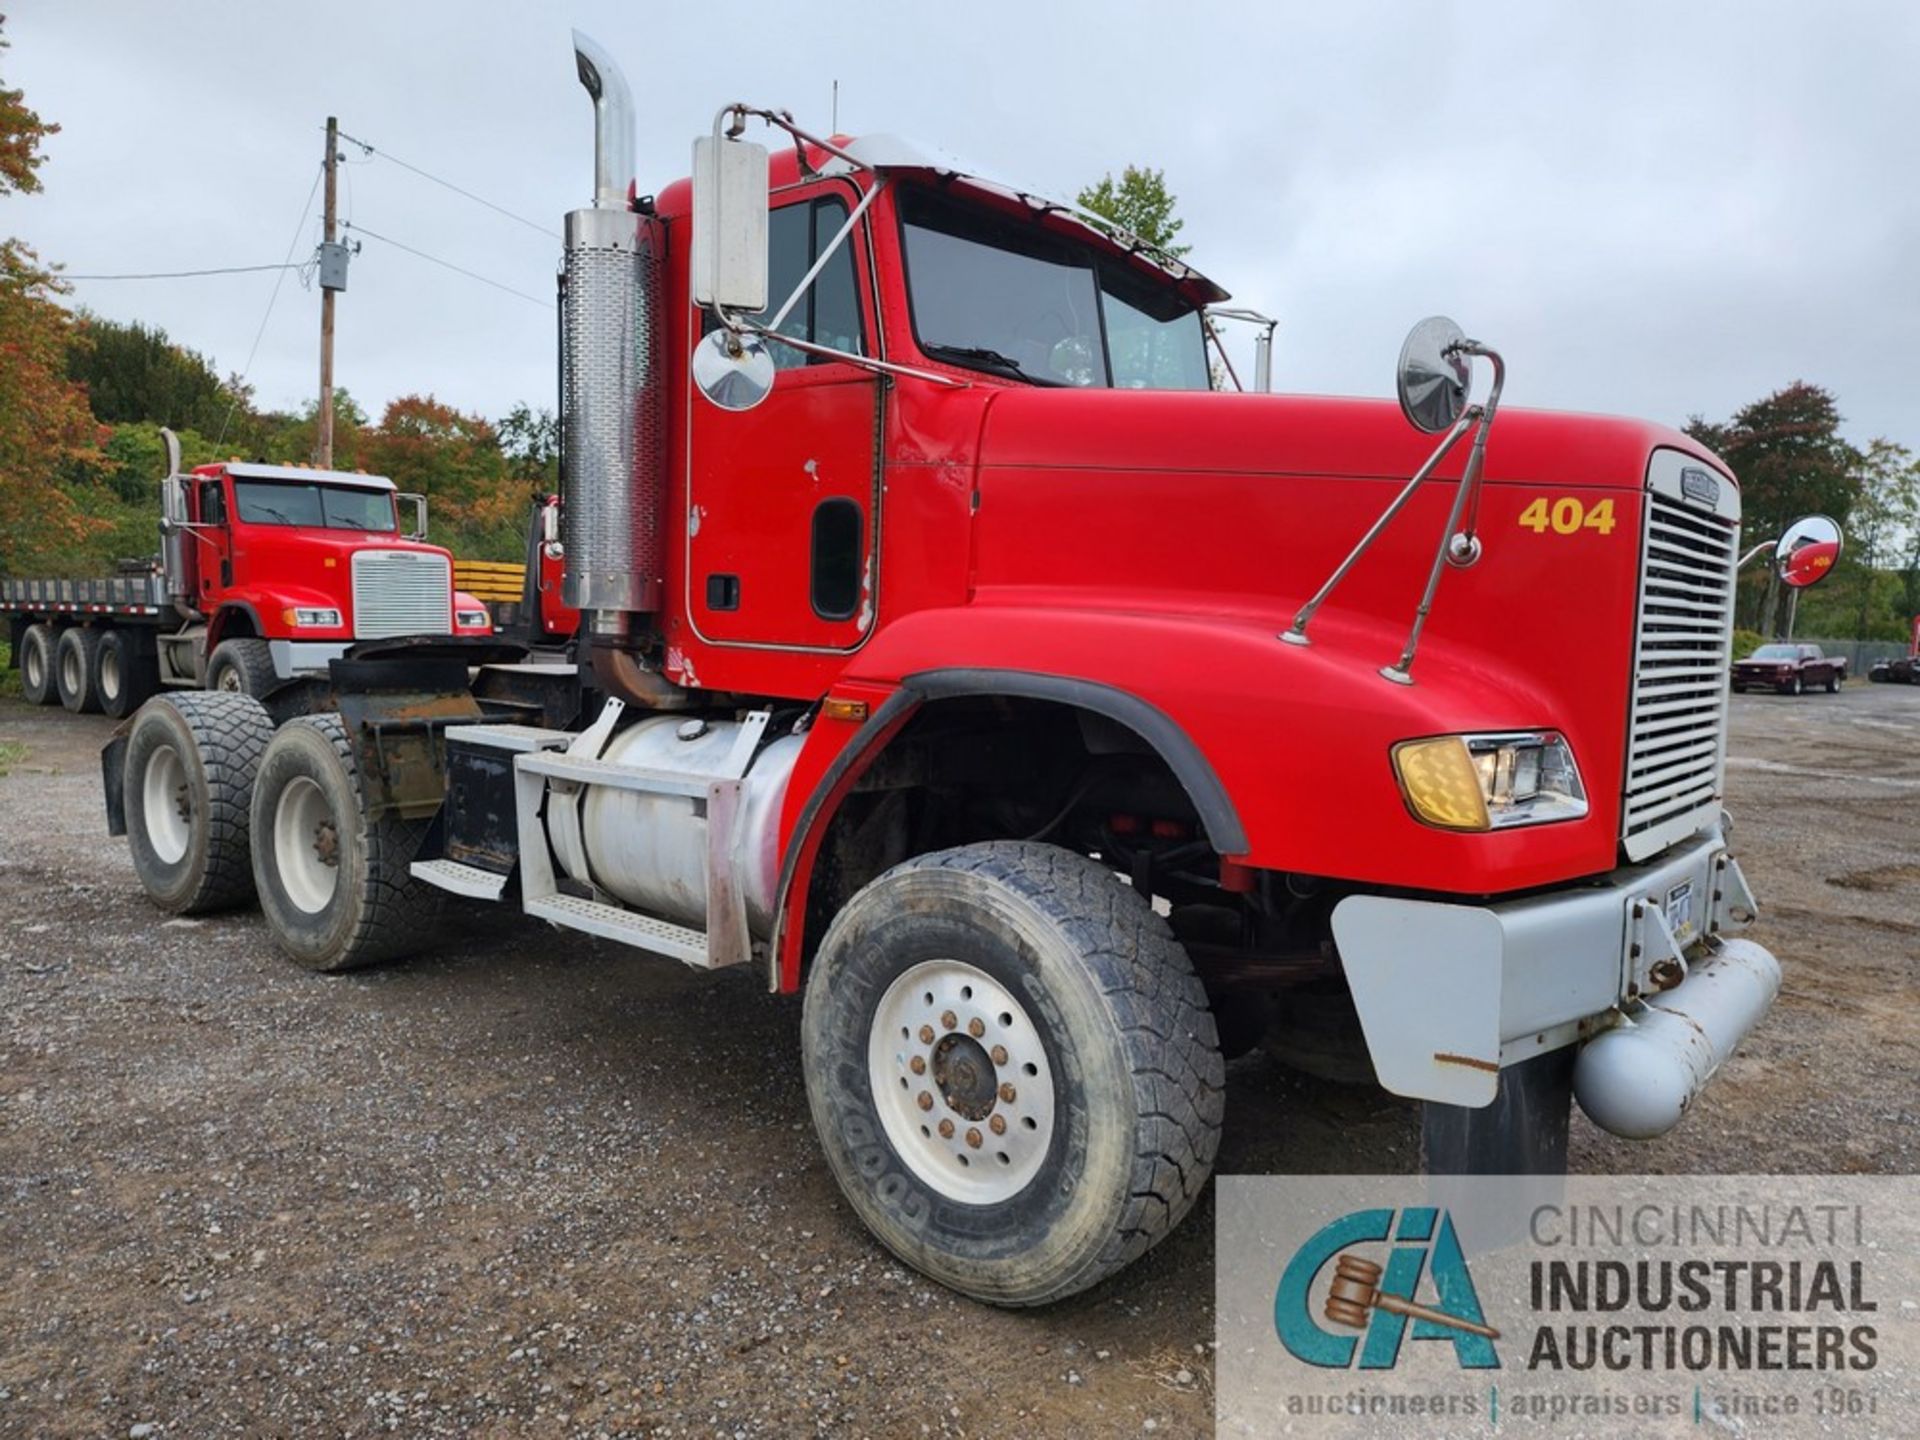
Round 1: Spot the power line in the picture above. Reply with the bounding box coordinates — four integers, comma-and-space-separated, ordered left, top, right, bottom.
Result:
62, 262, 304, 280
342, 220, 555, 311
336, 127, 561, 240
218, 163, 324, 445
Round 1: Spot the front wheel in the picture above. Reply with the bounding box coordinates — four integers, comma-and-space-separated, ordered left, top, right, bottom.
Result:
1827, 672, 1840, 694
802, 841, 1225, 1306
1790, 676, 1804, 696
250, 714, 442, 972
206, 638, 277, 697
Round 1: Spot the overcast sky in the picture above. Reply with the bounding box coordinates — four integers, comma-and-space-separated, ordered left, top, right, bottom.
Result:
9, 2, 1917, 454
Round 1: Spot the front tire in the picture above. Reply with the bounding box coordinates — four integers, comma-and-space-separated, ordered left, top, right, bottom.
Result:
18, 622, 59, 705
250, 714, 442, 972
54, 627, 102, 713
206, 637, 277, 697
802, 841, 1225, 1306
123, 691, 273, 913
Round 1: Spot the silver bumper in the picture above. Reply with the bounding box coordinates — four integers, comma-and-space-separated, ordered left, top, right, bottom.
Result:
267, 639, 351, 679
1331, 825, 1773, 1121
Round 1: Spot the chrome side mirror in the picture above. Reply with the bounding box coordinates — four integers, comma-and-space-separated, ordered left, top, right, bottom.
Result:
691, 130, 770, 313
398, 492, 428, 541
692, 329, 775, 411
1396, 316, 1471, 434
1776, 514, 1843, 589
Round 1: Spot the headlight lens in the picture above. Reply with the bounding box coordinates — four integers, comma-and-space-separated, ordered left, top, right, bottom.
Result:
1393, 731, 1588, 831
287, 607, 343, 628
456, 609, 491, 629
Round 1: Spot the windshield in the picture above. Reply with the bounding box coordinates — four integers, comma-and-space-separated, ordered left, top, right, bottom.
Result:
233, 480, 397, 532
899, 187, 1210, 391
1748, 645, 1799, 661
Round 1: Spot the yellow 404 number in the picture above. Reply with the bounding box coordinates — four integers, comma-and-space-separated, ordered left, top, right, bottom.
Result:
1519, 496, 1616, 535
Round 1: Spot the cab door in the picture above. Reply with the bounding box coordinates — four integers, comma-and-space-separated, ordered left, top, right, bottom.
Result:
193, 475, 233, 597
687, 184, 880, 650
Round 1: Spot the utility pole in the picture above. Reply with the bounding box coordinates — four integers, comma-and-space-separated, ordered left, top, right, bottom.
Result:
317, 116, 339, 468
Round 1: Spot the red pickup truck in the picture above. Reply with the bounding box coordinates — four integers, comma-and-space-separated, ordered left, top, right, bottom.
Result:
1731, 642, 1845, 694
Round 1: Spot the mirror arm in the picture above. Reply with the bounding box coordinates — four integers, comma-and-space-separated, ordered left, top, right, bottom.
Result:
1201, 313, 1244, 393
762, 177, 887, 336
715, 103, 871, 174
1444, 341, 1504, 568
1737, 539, 1778, 570
726, 326, 971, 388
1281, 406, 1481, 647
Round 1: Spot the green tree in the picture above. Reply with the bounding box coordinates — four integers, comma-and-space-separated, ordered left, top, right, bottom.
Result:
1842, 439, 1919, 640
66, 314, 250, 436
497, 402, 559, 489
1076, 166, 1190, 258
1685, 382, 1860, 635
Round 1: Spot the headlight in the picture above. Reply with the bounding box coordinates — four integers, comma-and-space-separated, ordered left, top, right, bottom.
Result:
286, 607, 343, 628
1392, 731, 1588, 832
456, 608, 491, 629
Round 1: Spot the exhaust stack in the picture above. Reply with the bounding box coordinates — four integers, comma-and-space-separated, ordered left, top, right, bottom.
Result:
561, 30, 666, 629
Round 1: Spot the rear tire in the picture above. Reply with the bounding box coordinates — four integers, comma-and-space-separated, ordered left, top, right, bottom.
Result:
95, 629, 161, 719
54, 627, 103, 713
249, 714, 442, 973
123, 691, 273, 914
206, 638, 277, 697
802, 841, 1225, 1306
18, 623, 59, 705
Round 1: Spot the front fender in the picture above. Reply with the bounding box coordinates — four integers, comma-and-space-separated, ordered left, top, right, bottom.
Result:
838, 602, 1626, 894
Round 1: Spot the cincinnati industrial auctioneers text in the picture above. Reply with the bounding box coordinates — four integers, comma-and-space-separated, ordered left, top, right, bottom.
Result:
1524, 1202, 1878, 1373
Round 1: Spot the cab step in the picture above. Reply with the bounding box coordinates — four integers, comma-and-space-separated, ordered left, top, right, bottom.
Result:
523, 893, 711, 967
409, 857, 510, 901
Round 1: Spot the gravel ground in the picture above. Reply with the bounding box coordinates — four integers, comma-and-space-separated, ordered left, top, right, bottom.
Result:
0, 684, 1915, 1438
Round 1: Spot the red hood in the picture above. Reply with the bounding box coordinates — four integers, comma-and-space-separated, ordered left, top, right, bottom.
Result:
975, 389, 1730, 491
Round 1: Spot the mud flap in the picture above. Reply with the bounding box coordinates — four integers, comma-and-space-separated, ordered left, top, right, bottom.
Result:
101, 730, 129, 837
1421, 1046, 1575, 1175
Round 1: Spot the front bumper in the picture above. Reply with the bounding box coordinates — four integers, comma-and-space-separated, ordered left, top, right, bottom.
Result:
1330, 824, 1775, 1130
268, 639, 352, 679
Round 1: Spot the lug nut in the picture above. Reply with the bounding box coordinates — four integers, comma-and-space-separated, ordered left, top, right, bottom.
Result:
938, 1119, 954, 1139
908, 1055, 926, 1075
999, 1083, 1017, 1104
916, 1091, 934, 1112
990, 1045, 1008, 1066
940, 1010, 957, 1031
919, 1025, 935, 1045
989, 1115, 1006, 1136
965, 1128, 983, 1150
967, 1017, 985, 1038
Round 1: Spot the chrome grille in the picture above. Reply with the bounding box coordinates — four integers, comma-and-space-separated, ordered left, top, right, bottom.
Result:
351, 550, 452, 639
1622, 486, 1737, 860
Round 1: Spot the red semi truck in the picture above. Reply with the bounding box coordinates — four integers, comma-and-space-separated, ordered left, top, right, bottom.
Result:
4, 445, 494, 714
94, 33, 1803, 1305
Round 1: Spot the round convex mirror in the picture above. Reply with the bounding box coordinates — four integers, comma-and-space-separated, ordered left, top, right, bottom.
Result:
1776, 514, 1843, 589
1396, 316, 1471, 433
692, 329, 775, 412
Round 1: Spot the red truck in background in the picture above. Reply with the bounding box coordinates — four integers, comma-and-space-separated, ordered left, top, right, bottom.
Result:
4, 441, 492, 715
89, 32, 1832, 1307
1731, 642, 1845, 694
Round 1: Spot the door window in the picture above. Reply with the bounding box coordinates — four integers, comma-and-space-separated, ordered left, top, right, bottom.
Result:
734, 196, 864, 370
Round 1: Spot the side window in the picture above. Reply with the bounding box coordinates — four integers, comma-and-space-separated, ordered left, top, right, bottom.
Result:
199, 480, 226, 526
744, 196, 864, 371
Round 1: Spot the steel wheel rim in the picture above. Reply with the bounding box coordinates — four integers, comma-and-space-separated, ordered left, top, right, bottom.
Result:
273, 775, 339, 914
23, 640, 44, 691
60, 643, 82, 697
142, 743, 191, 865
216, 665, 243, 693
867, 958, 1056, 1205
99, 646, 120, 701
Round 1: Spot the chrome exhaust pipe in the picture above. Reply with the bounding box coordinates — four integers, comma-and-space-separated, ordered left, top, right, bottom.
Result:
1573, 938, 1782, 1140
571, 29, 634, 210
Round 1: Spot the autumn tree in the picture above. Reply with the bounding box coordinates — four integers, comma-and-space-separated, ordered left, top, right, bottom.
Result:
0, 13, 104, 572
1076, 166, 1190, 258
360, 394, 519, 554
1685, 382, 1860, 635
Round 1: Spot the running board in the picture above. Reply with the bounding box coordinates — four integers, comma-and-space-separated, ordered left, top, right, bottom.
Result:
523, 893, 711, 967
410, 857, 509, 901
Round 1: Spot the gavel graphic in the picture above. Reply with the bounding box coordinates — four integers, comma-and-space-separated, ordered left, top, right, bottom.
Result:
1324, 1255, 1500, 1339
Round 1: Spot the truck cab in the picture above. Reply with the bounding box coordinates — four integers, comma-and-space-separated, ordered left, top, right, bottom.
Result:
164, 460, 493, 692
102, 32, 1835, 1310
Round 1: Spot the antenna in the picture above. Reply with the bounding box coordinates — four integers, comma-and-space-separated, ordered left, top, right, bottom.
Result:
831, 79, 839, 134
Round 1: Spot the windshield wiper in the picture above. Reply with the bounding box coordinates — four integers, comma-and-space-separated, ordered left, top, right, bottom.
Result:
923, 343, 1063, 386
